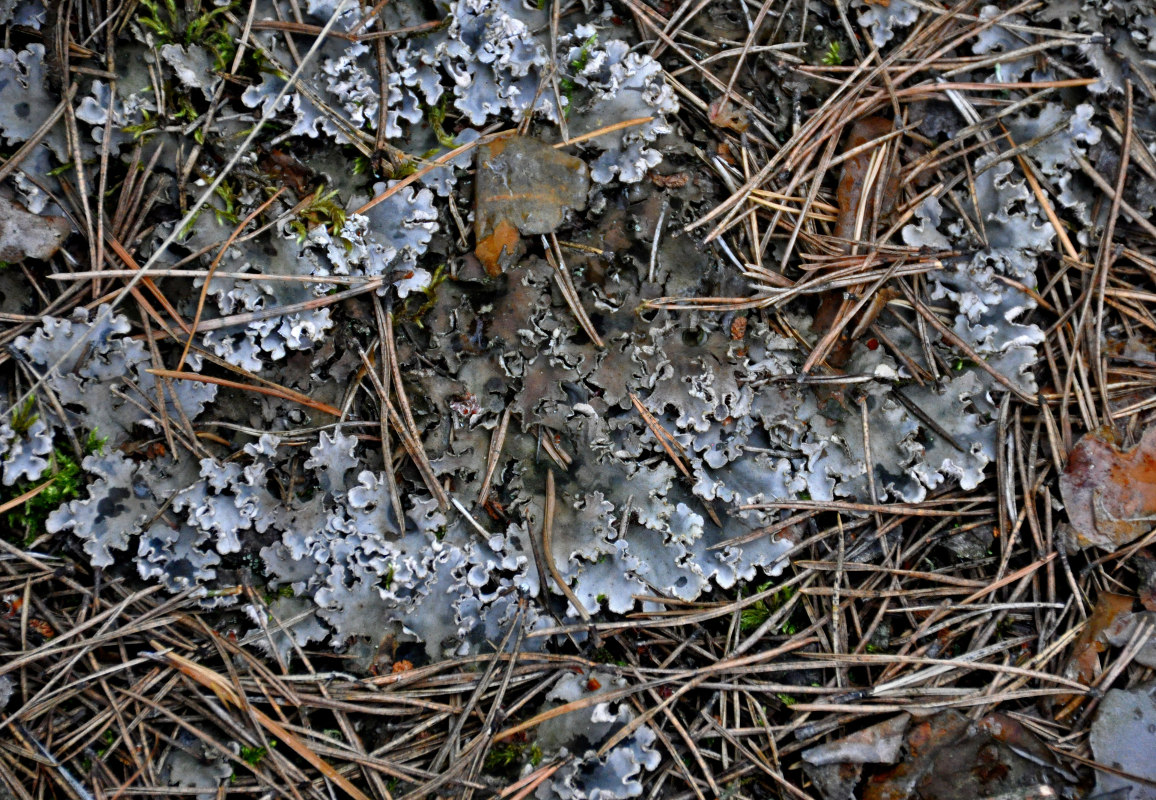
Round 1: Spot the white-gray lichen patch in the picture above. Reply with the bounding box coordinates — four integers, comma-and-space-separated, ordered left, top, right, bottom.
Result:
12, 306, 218, 446
0, 0, 1073, 704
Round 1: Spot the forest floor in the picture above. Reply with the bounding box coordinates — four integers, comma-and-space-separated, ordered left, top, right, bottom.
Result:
1, 0, 1155, 797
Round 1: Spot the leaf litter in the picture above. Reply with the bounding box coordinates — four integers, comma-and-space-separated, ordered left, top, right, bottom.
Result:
0, 0, 1155, 797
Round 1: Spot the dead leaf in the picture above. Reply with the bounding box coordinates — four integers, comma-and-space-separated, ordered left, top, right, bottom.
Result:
474, 218, 519, 278
474, 135, 589, 277
650, 172, 689, 189
0, 195, 71, 263
1136, 549, 1156, 611
1061, 591, 1134, 695
707, 98, 749, 132
864, 711, 1074, 800
1060, 425, 1156, 550
803, 714, 911, 767
834, 117, 899, 250
1103, 610, 1156, 668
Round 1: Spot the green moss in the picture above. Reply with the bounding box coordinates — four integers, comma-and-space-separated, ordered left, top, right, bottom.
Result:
95, 730, 116, 757
571, 33, 597, 73
289, 185, 347, 242
427, 98, 458, 149
9, 397, 38, 436
399, 263, 449, 324
739, 583, 797, 633
557, 33, 598, 117
821, 41, 843, 66
4, 430, 106, 545
240, 740, 276, 766
212, 180, 242, 226
136, 0, 239, 73
483, 740, 542, 778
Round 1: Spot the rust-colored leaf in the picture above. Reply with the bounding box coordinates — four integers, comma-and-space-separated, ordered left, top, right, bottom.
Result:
476, 218, 520, 279
474, 135, 589, 276
1063, 591, 1134, 688
708, 98, 749, 132
1060, 425, 1156, 550
834, 117, 899, 250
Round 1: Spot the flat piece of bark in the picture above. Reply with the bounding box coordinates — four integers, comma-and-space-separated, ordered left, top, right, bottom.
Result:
474, 135, 589, 277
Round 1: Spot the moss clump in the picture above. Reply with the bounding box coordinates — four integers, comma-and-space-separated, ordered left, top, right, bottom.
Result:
483, 740, 543, 778
739, 583, 797, 633
4, 429, 106, 545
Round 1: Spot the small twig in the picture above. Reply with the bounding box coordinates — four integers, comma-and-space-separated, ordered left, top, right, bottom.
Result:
648, 199, 668, 283
544, 234, 604, 349
542, 469, 590, 622
476, 407, 511, 509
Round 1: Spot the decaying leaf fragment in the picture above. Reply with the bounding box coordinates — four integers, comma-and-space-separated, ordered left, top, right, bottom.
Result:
863, 711, 1074, 800
1059, 591, 1134, 703
474, 135, 589, 277
0, 194, 70, 262
802, 714, 910, 800
1090, 682, 1156, 800
834, 116, 899, 250
1060, 425, 1156, 551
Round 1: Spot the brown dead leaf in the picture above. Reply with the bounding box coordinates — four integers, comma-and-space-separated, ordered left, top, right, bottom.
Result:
707, 98, 749, 132
474, 135, 589, 277
650, 172, 689, 189
475, 219, 520, 279
1060, 425, 1156, 550
259, 147, 313, 195
834, 117, 899, 250
863, 711, 1074, 800
1062, 591, 1134, 693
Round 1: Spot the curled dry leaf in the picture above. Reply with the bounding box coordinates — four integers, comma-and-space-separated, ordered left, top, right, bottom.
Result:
803, 714, 911, 767
1060, 425, 1156, 551
802, 714, 911, 800
474, 135, 590, 277
1103, 609, 1156, 669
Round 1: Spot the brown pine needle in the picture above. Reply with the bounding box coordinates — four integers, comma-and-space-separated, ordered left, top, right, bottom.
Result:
146, 369, 342, 417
